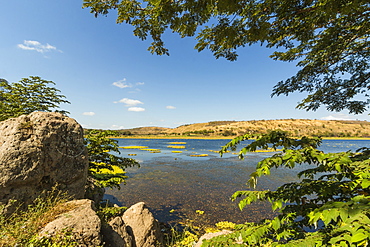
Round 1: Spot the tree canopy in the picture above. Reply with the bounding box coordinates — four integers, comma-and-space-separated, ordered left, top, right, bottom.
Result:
85, 130, 140, 189
0, 76, 70, 121
82, 1, 370, 246
83, 0, 370, 114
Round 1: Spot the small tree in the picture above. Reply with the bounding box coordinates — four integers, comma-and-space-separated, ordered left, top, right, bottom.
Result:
200, 131, 370, 246
0, 76, 70, 121
85, 130, 139, 189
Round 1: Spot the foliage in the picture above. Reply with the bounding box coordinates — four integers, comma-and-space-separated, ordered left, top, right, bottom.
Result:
0, 76, 70, 121
83, 0, 370, 113
0, 189, 78, 247
171, 230, 199, 247
200, 130, 370, 246
215, 221, 236, 231
164, 225, 199, 247
85, 130, 140, 189
97, 205, 127, 222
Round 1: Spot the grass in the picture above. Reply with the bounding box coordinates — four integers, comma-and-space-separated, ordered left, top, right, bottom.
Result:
0, 187, 239, 247
0, 189, 78, 246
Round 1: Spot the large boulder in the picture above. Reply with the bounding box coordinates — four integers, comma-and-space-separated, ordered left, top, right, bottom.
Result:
103, 202, 163, 247
123, 202, 164, 247
40, 199, 102, 246
0, 112, 88, 213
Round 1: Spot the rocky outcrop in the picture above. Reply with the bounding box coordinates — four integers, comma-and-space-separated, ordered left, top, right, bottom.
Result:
103, 202, 163, 247
40, 200, 163, 247
40, 199, 102, 246
0, 112, 88, 213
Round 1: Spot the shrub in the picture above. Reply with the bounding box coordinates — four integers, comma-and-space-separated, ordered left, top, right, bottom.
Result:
203, 131, 370, 246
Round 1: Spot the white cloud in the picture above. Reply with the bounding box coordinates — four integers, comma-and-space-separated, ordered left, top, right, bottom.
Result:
82, 112, 95, 116
111, 125, 125, 129
113, 78, 132, 89
321, 113, 355, 121
112, 79, 144, 89
128, 107, 145, 112
115, 97, 145, 112
116, 98, 144, 106
166, 105, 176, 109
17, 40, 61, 53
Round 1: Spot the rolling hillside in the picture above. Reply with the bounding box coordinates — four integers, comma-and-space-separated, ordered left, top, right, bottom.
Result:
116, 119, 370, 138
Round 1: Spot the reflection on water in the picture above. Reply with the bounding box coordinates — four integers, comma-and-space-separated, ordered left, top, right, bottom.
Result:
106, 138, 370, 226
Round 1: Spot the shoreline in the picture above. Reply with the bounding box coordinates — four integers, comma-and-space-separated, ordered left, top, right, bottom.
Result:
111, 135, 370, 140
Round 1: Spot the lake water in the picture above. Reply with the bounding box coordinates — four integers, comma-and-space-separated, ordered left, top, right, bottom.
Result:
105, 139, 370, 226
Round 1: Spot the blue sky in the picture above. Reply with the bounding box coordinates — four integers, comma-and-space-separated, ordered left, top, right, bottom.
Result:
1, 0, 369, 129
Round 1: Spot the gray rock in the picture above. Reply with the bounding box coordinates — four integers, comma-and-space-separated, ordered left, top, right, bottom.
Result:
122, 202, 163, 247
102, 202, 163, 247
102, 216, 133, 247
195, 230, 233, 247
40, 199, 102, 246
0, 112, 88, 214
84, 176, 105, 206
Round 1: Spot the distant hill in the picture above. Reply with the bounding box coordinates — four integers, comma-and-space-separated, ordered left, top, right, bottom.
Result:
114, 119, 370, 138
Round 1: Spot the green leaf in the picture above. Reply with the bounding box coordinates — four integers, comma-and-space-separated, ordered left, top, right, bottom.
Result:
351, 231, 368, 243
361, 179, 370, 189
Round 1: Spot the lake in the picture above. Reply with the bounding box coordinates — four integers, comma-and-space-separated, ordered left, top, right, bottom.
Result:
104, 138, 370, 226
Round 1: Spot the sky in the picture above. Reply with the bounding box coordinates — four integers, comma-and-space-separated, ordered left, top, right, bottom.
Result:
1, 1, 369, 129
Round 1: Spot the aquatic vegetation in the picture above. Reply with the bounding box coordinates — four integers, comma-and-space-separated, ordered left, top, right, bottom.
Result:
141, 148, 161, 152
169, 142, 187, 144
172, 151, 183, 153
128, 154, 137, 156
167, 145, 186, 149
215, 221, 236, 230
190, 154, 208, 157
120, 146, 149, 149
195, 210, 204, 215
